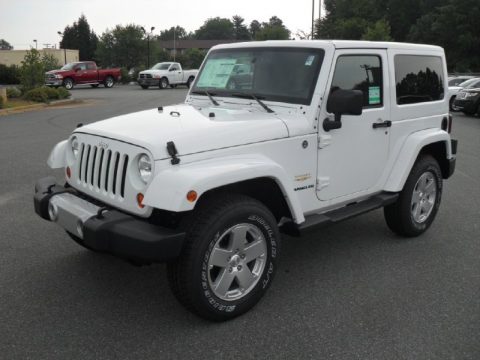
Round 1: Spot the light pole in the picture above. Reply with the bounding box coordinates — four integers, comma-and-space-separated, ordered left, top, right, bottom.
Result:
311, 0, 315, 39
141, 26, 155, 68
57, 31, 67, 65
33, 39, 37, 49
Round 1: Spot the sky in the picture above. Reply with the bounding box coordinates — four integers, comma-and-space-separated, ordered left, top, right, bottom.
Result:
0, 0, 324, 50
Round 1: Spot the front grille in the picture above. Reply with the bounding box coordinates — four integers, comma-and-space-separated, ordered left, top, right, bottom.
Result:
45, 73, 55, 79
139, 74, 152, 79
77, 143, 129, 198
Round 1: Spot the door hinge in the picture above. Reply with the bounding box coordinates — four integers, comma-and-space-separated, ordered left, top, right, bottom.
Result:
316, 177, 330, 191
318, 134, 332, 149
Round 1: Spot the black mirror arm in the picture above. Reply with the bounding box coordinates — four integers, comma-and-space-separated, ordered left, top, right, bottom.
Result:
323, 114, 342, 132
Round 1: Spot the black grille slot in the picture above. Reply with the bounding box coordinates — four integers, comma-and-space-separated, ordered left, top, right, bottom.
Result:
90, 146, 97, 185
112, 152, 120, 195
97, 148, 104, 188
121, 155, 129, 198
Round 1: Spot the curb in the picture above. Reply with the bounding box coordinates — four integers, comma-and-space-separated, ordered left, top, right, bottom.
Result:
0, 98, 82, 116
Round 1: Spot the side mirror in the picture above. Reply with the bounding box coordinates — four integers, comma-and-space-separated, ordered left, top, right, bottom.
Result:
323, 89, 363, 131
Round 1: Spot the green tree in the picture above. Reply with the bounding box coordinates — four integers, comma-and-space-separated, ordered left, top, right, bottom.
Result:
183, 48, 205, 69
0, 39, 13, 50
95, 24, 147, 69
408, 0, 480, 71
159, 26, 189, 40
20, 49, 44, 91
232, 15, 251, 40
249, 20, 262, 39
195, 17, 234, 39
255, 16, 291, 40
41, 53, 60, 71
362, 19, 393, 41
59, 14, 98, 60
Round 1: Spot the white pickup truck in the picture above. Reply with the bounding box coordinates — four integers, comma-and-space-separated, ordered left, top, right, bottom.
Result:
35, 40, 457, 321
137, 62, 198, 89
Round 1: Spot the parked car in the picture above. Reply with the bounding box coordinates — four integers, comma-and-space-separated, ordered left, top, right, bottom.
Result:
448, 75, 474, 86
137, 62, 198, 89
45, 61, 121, 90
453, 78, 480, 115
34, 40, 457, 321
448, 77, 480, 110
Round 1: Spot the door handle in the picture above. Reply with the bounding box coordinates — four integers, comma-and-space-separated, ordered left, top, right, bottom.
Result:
372, 120, 392, 129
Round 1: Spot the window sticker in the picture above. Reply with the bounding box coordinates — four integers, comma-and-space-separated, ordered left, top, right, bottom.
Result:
368, 86, 381, 105
305, 55, 315, 66
196, 58, 237, 88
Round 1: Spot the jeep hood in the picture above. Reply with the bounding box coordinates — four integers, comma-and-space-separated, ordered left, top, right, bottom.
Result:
75, 104, 289, 160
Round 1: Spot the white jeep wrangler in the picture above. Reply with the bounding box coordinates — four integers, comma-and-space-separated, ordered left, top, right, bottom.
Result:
34, 40, 457, 321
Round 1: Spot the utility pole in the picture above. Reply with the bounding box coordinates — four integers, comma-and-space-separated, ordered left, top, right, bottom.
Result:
57, 31, 67, 64
173, 26, 176, 62
141, 26, 155, 68
311, 0, 315, 39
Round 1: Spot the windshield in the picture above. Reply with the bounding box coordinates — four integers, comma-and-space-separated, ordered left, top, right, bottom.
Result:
191, 47, 325, 105
461, 78, 480, 89
60, 63, 77, 70
152, 63, 171, 70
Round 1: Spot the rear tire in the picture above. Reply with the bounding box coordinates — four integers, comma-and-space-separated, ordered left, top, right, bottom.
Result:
104, 76, 114, 88
384, 155, 442, 237
167, 194, 280, 321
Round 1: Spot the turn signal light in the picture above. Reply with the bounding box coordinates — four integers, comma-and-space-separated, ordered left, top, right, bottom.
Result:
137, 193, 145, 208
66, 166, 71, 178
186, 190, 198, 202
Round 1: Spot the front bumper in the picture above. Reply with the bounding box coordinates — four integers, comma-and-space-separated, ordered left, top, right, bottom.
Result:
34, 177, 185, 263
453, 99, 478, 113
45, 79, 63, 86
138, 78, 160, 86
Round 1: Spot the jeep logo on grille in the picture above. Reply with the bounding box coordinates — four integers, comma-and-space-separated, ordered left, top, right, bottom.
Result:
98, 141, 109, 149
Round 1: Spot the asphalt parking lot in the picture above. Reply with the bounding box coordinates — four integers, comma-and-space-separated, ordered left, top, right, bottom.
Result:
1, 85, 479, 359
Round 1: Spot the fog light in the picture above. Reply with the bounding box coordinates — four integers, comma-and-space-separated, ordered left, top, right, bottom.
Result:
76, 220, 84, 238
48, 202, 58, 221
137, 193, 145, 208
186, 190, 198, 203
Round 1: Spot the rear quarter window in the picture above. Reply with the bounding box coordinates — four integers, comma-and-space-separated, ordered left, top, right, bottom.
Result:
395, 55, 444, 105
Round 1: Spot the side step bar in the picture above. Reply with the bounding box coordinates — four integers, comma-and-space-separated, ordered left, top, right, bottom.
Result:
281, 192, 399, 236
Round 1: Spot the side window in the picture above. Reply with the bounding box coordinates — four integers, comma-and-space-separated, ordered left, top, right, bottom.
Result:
86, 63, 95, 70
395, 55, 444, 105
170, 65, 179, 71
76, 63, 87, 71
330, 55, 383, 108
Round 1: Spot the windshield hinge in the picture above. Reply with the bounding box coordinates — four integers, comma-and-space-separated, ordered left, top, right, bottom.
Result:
166, 141, 180, 165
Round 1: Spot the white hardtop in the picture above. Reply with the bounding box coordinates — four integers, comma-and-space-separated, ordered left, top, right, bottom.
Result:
212, 40, 444, 53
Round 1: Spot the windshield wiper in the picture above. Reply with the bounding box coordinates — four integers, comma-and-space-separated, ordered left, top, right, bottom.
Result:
230, 93, 274, 113
190, 90, 219, 106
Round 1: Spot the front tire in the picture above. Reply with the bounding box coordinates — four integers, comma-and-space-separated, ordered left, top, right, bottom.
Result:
63, 78, 74, 90
167, 194, 280, 321
186, 77, 194, 88
140, 85, 149, 89
159, 77, 169, 89
384, 155, 442, 237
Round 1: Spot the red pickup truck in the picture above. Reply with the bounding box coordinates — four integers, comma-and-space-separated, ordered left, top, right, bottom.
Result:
45, 61, 121, 89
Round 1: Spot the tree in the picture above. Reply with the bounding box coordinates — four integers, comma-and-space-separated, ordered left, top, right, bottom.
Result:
361, 19, 393, 41
232, 16, 251, 40
195, 17, 234, 40
159, 26, 189, 41
249, 20, 262, 39
95, 25, 147, 69
59, 14, 98, 60
41, 53, 60, 71
20, 49, 44, 91
255, 16, 291, 40
408, 0, 480, 71
0, 39, 13, 50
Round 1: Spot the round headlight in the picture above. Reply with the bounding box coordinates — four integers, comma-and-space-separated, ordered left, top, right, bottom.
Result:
138, 154, 152, 183
71, 136, 79, 158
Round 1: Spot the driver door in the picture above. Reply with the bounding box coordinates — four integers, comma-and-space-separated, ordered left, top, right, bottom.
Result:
316, 49, 390, 202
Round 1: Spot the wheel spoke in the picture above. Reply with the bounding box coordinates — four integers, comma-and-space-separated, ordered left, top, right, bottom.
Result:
236, 267, 255, 290
411, 190, 421, 205
209, 247, 232, 267
213, 269, 235, 298
243, 239, 265, 263
424, 178, 435, 194
413, 203, 421, 221
230, 225, 248, 251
